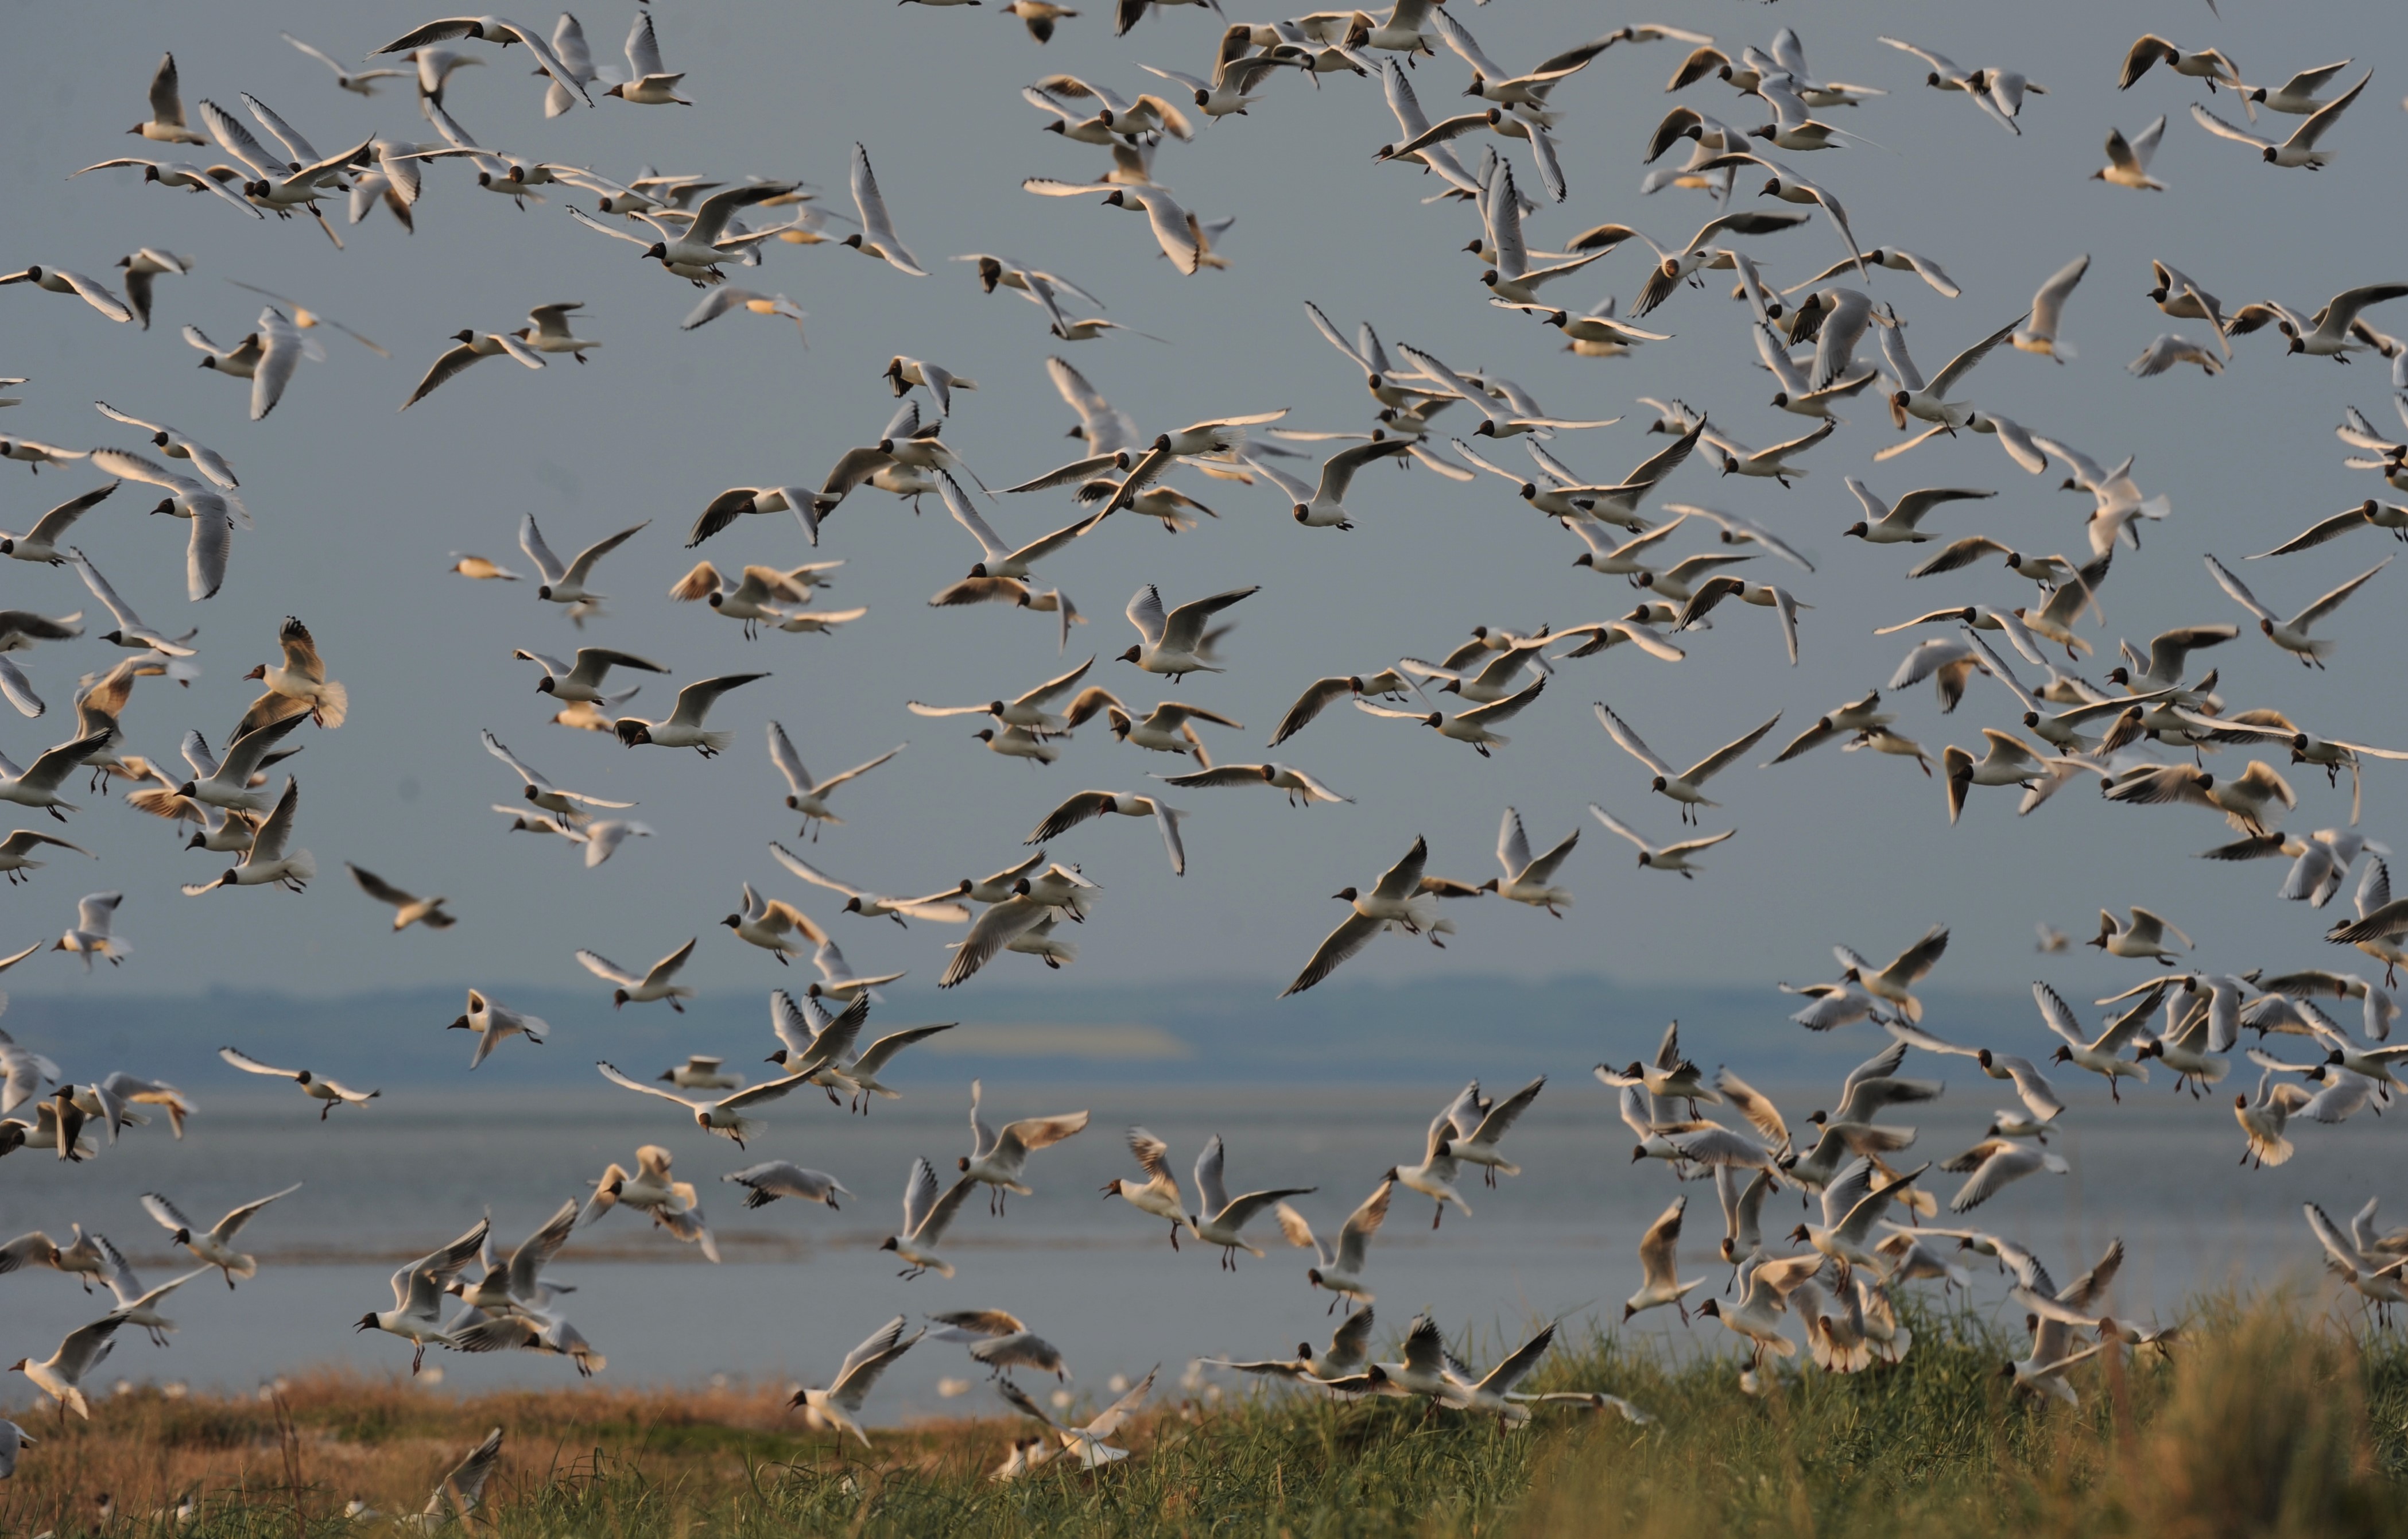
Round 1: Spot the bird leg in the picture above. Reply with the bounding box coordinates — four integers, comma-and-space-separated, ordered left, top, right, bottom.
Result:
1432, 1203, 1444, 1231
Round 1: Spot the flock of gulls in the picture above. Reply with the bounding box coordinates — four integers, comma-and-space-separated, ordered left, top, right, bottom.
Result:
5, 0, 2408, 1502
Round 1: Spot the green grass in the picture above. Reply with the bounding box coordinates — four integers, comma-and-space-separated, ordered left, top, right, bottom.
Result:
10, 1296, 2408, 1537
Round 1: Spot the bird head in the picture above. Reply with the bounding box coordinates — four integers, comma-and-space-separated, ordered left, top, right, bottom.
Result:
958, 1156, 973, 1172
1787, 1222, 1813, 1245
1422, 711, 1444, 727
878, 1236, 899, 1254
1116, 645, 1144, 665
151, 497, 176, 516
973, 728, 996, 743
2052, 1045, 2074, 1065
613, 721, 652, 747
1696, 1299, 1721, 1321
175, 780, 198, 797
642, 241, 668, 262
1769, 391, 1789, 408
1382, 1165, 1401, 1182
352, 1313, 378, 1334
1100, 1178, 1123, 1197
1650, 774, 1669, 792
1637, 851, 1654, 867
1720, 455, 1740, 475
720, 914, 742, 931
611, 988, 630, 1009
1291, 505, 1311, 522
184, 832, 206, 850
447, 1014, 471, 1031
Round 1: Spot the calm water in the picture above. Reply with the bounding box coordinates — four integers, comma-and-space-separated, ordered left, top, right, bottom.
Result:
0, 1079, 2370, 1421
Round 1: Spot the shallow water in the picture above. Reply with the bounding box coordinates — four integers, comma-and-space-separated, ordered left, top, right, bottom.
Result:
0, 1079, 2372, 1422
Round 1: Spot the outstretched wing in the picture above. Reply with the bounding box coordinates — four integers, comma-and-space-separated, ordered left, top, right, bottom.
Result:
218, 1046, 301, 1079
595, 1059, 700, 1107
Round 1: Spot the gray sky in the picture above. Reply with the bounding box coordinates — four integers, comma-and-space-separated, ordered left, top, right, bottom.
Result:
2, 0, 2402, 1004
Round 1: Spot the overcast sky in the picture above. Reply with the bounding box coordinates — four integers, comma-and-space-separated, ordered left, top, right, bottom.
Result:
2, 0, 2402, 1005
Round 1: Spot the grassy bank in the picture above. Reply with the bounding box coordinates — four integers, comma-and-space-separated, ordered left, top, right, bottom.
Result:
7, 1297, 2408, 1537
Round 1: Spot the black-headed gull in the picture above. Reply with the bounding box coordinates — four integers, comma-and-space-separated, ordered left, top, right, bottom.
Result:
1188, 1133, 1313, 1267
880, 1158, 976, 1278
142, 1181, 303, 1289
446, 989, 546, 1068
1102, 1127, 1193, 1248
594, 1057, 810, 1146
9, 1315, 127, 1419
219, 1045, 378, 1117
792, 1316, 923, 1443
960, 1079, 1089, 1211
578, 937, 699, 1010
519, 515, 647, 615
612, 672, 767, 753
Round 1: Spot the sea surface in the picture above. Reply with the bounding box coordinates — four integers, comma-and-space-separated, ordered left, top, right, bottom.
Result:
0, 1076, 2376, 1424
